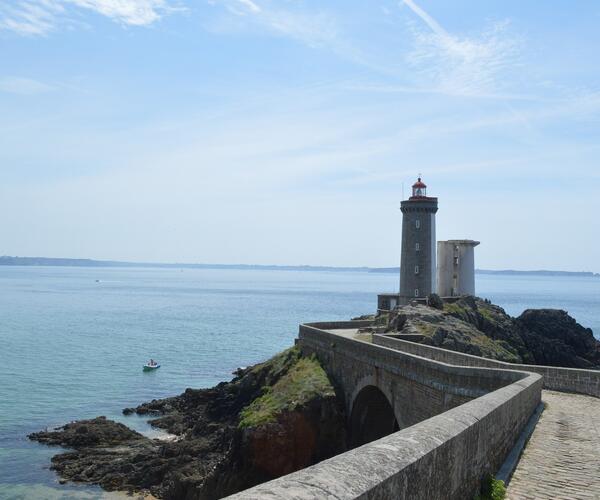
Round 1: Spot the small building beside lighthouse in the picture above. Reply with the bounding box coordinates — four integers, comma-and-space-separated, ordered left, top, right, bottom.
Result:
437, 240, 480, 297
399, 177, 438, 303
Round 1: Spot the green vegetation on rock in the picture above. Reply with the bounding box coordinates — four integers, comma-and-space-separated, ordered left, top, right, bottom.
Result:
474, 474, 506, 500
239, 349, 335, 429
443, 302, 467, 316
248, 345, 301, 380
384, 299, 525, 362
411, 320, 438, 336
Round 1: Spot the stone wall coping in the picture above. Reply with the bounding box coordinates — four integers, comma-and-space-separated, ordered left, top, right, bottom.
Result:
373, 332, 600, 398
300, 324, 532, 397
308, 319, 597, 380
377, 331, 600, 373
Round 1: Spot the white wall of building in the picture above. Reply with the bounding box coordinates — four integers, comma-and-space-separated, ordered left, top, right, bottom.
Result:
437, 240, 479, 297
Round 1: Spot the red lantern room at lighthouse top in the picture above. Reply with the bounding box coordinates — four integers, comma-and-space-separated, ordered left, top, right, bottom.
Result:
410, 177, 429, 199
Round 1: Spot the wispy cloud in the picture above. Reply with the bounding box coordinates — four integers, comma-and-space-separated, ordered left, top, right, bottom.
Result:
209, 0, 260, 16
0, 0, 64, 36
208, 1, 339, 49
403, 0, 521, 97
69, 0, 174, 26
0, 0, 177, 35
235, 0, 260, 14
207, 1, 525, 98
0, 76, 54, 94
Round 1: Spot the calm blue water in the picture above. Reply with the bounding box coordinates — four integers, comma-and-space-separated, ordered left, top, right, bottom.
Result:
0, 267, 598, 499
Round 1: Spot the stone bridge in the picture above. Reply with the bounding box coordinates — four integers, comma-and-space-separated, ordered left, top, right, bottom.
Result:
297, 321, 539, 450
228, 320, 600, 500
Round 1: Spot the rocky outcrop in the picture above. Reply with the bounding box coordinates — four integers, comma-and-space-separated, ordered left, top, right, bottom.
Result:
29, 416, 144, 447
427, 293, 444, 310
384, 296, 600, 369
517, 309, 600, 369
29, 418, 162, 492
29, 347, 346, 499
382, 301, 523, 362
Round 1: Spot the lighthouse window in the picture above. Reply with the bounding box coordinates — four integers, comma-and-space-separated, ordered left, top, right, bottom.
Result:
415, 219, 421, 229
415, 265, 419, 274
415, 243, 420, 251
414, 289, 419, 297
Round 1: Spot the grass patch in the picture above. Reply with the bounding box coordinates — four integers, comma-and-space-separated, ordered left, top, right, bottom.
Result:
443, 302, 467, 316
247, 346, 301, 380
478, 307, 496, 322
466, 334, 521, 363
474, 474, 506, 500
411, 320, 437, 337
239, 355, 334, 429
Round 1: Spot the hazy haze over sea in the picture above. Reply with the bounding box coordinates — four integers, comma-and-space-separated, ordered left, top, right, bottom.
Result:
1, 266, 598, 498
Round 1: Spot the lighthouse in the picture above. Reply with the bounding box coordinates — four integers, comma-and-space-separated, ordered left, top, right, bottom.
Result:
399, 177, 438, 303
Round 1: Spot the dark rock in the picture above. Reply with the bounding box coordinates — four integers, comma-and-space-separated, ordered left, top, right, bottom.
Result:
517, 309, 600, 368
386, 311, 407, 332
29, 417, 145, 448
446, 296, 531, 361
431, 327, 448, 345
351, 314, 375, 321
427, 293, 444, 310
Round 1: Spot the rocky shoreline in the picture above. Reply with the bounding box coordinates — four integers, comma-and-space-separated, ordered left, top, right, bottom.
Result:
30, 347, 346, 499
30, 297, 599, 499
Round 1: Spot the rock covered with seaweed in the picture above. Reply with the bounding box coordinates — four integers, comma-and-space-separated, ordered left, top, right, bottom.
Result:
29, 347, 346, 499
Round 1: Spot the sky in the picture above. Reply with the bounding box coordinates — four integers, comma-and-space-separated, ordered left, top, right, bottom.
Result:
1, 0, 599, 271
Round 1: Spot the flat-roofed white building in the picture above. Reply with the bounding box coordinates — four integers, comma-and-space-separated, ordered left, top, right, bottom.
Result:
437, 240, 480, 297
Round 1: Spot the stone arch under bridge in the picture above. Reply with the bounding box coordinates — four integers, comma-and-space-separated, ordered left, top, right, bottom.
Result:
349, 383, 399, 448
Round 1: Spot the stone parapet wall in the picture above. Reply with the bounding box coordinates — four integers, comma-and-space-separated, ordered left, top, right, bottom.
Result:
374, 334, 600, 398
299, 323, 527, 399
227, 321, 542, 500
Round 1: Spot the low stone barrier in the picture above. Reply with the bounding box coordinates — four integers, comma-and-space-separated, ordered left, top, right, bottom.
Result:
226, 322, 542, 500
374, 334, 600, 398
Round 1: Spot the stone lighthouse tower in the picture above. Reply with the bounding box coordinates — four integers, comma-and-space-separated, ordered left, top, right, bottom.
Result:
399, 177, 438, 302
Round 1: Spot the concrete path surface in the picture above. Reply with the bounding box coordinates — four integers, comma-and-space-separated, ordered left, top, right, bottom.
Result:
506, 390, 600, 500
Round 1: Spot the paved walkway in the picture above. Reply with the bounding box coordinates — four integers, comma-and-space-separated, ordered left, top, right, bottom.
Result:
507, 390, 600, 500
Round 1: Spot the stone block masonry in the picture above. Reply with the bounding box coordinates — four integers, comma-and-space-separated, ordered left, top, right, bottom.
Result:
400, 198, 438, 301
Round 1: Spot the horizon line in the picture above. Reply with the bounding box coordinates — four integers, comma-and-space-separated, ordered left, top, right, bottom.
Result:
0, 256, 598, 276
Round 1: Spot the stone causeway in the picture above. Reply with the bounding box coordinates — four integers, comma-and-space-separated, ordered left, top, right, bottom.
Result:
227, 320, 600, 500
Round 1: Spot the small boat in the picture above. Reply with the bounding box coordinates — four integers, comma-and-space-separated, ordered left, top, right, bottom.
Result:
143, 362, 160, 371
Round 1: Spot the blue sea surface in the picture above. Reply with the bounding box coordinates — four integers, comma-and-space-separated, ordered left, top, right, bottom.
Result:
0, 266, 598, 499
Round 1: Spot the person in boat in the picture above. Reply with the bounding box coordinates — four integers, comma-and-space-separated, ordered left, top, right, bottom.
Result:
149, 359, 155, 366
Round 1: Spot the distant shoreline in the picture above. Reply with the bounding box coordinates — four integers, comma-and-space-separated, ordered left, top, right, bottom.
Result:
370, 267, 600, 277
0, 256, 598, 277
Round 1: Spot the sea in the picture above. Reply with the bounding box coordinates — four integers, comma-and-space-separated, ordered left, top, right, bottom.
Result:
0, 266, 599, 499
